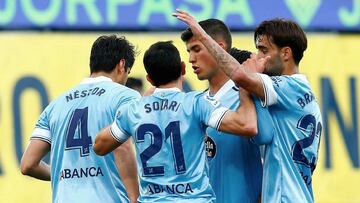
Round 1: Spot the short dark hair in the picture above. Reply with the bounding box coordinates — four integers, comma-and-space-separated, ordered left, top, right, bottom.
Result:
143, 41, 182, 87
90, 35, 136, 74
254, 18, 307, 65
230, 48, 251, 64
126, 77, 143, 92
181, 19, 232, 52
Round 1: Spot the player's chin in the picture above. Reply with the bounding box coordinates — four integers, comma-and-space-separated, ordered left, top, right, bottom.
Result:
196, 73, 207, 81
197, 76, 207, 81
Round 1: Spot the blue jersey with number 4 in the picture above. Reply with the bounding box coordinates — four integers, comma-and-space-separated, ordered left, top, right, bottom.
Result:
110, 88, 228, 203
255, 74, 322, 203
31, 76, 140, 203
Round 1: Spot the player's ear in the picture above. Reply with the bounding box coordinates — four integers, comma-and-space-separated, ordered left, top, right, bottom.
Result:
217, 41, 226, 50
146, 74, 155, 86
117, 59, 126, 74
181, 61, 186, 75
281, 47, 292, 62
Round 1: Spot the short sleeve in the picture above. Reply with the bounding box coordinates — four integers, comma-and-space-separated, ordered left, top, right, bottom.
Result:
257, 73, 278, 107
194, 94, 229, 130
31, 107, 52, 144
116, 87, 141, 107
110, 102, 133, 143
257, 74, 300, 109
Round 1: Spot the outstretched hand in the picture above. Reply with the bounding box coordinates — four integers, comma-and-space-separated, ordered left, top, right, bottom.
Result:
172, 9, 207, 40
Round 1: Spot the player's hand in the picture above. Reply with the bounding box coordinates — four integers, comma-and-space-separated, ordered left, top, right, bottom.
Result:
242, 53, 270, 73
172, 9, 207, 40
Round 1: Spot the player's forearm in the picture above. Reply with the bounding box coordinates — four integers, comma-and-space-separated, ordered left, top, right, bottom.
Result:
94, 126, 122, 156
199, 34, 251, 87
122, 176, 139, 203
198, 34, 267, 101
120, 161, 139, 202
115, 140, 139, 202
234, 88, 258, 136
21, 160, 51, 181
20, 139, 51, 181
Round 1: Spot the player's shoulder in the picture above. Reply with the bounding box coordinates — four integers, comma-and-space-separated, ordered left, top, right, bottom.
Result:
274, 74, 308, 84
183, 90, 208, 103
269, 74, 310, 91
48, 86, 78, 110
105, 82, 141, 99
116, 98, 138, 114
186, 90, 221, 108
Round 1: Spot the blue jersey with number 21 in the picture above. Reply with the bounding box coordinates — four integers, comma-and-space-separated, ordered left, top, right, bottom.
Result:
110, 88, 228, 203
255, 74, 322, 203
30, 76, 140, 203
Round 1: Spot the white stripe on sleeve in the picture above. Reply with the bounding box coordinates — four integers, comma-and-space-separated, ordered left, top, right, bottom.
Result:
208, 107, 229, 130
31, 128, 51, 143
257, 73, 278, 107
110, 122, 129, 143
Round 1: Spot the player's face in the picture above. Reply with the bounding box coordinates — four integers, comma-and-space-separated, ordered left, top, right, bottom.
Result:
256, 35, 284, 76
186, 37, 219, 80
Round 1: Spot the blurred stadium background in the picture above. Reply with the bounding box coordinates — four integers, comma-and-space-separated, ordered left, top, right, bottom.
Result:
0, 0, 359, 202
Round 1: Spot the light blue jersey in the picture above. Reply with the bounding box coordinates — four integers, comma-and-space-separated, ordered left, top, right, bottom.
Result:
110, 88, 228, 203
31, 76, 141, 203
205, 80, 262, 203
256, 74, 322, 202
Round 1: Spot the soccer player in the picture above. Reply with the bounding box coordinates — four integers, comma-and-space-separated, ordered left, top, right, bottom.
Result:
93, 41, 269, 203
174, 10, 322, 202
20, 35, 140, 203
181, 19, 262, 203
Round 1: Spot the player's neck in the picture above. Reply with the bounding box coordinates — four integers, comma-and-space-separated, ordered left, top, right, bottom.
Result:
208, 71, 229, 96
157, 79, 183, 91
90, 71, 113, 80
282, 62, 299, 75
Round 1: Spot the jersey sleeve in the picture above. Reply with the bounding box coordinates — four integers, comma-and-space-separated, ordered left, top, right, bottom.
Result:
31, 106, 52, 144
251, 96, 275, 145
116, 87, 141, 107
257, 74, 299, 108
110, 102, 133, 143
195, 93, 229, 130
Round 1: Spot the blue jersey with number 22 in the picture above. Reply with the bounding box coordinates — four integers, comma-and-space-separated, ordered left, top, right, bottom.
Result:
255, 74, 322, 203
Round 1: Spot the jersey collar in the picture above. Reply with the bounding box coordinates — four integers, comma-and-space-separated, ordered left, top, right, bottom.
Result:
154, 87, 182, 93
291, 74, 309, 83
80, 76, 113, 84
206, 79, 235, 100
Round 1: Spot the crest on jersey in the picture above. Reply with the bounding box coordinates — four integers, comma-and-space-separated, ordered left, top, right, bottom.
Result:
205, 135, 217, 159
204, 95, 220, 107
115, 109, 122, 118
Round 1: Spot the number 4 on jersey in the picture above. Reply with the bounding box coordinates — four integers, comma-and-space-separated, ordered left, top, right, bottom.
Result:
65, 107, 92, 157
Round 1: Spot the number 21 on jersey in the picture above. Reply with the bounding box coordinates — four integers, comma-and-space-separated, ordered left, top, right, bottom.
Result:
136, 121, 186, 177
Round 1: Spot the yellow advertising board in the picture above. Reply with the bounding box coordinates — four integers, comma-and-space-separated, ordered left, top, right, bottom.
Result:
0, 32, 359, 203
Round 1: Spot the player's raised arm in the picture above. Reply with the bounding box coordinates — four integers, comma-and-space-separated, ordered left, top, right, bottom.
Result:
173, 9, 269, 101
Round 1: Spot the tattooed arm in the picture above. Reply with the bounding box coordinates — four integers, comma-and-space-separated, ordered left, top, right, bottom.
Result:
173, 9, 268, 101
